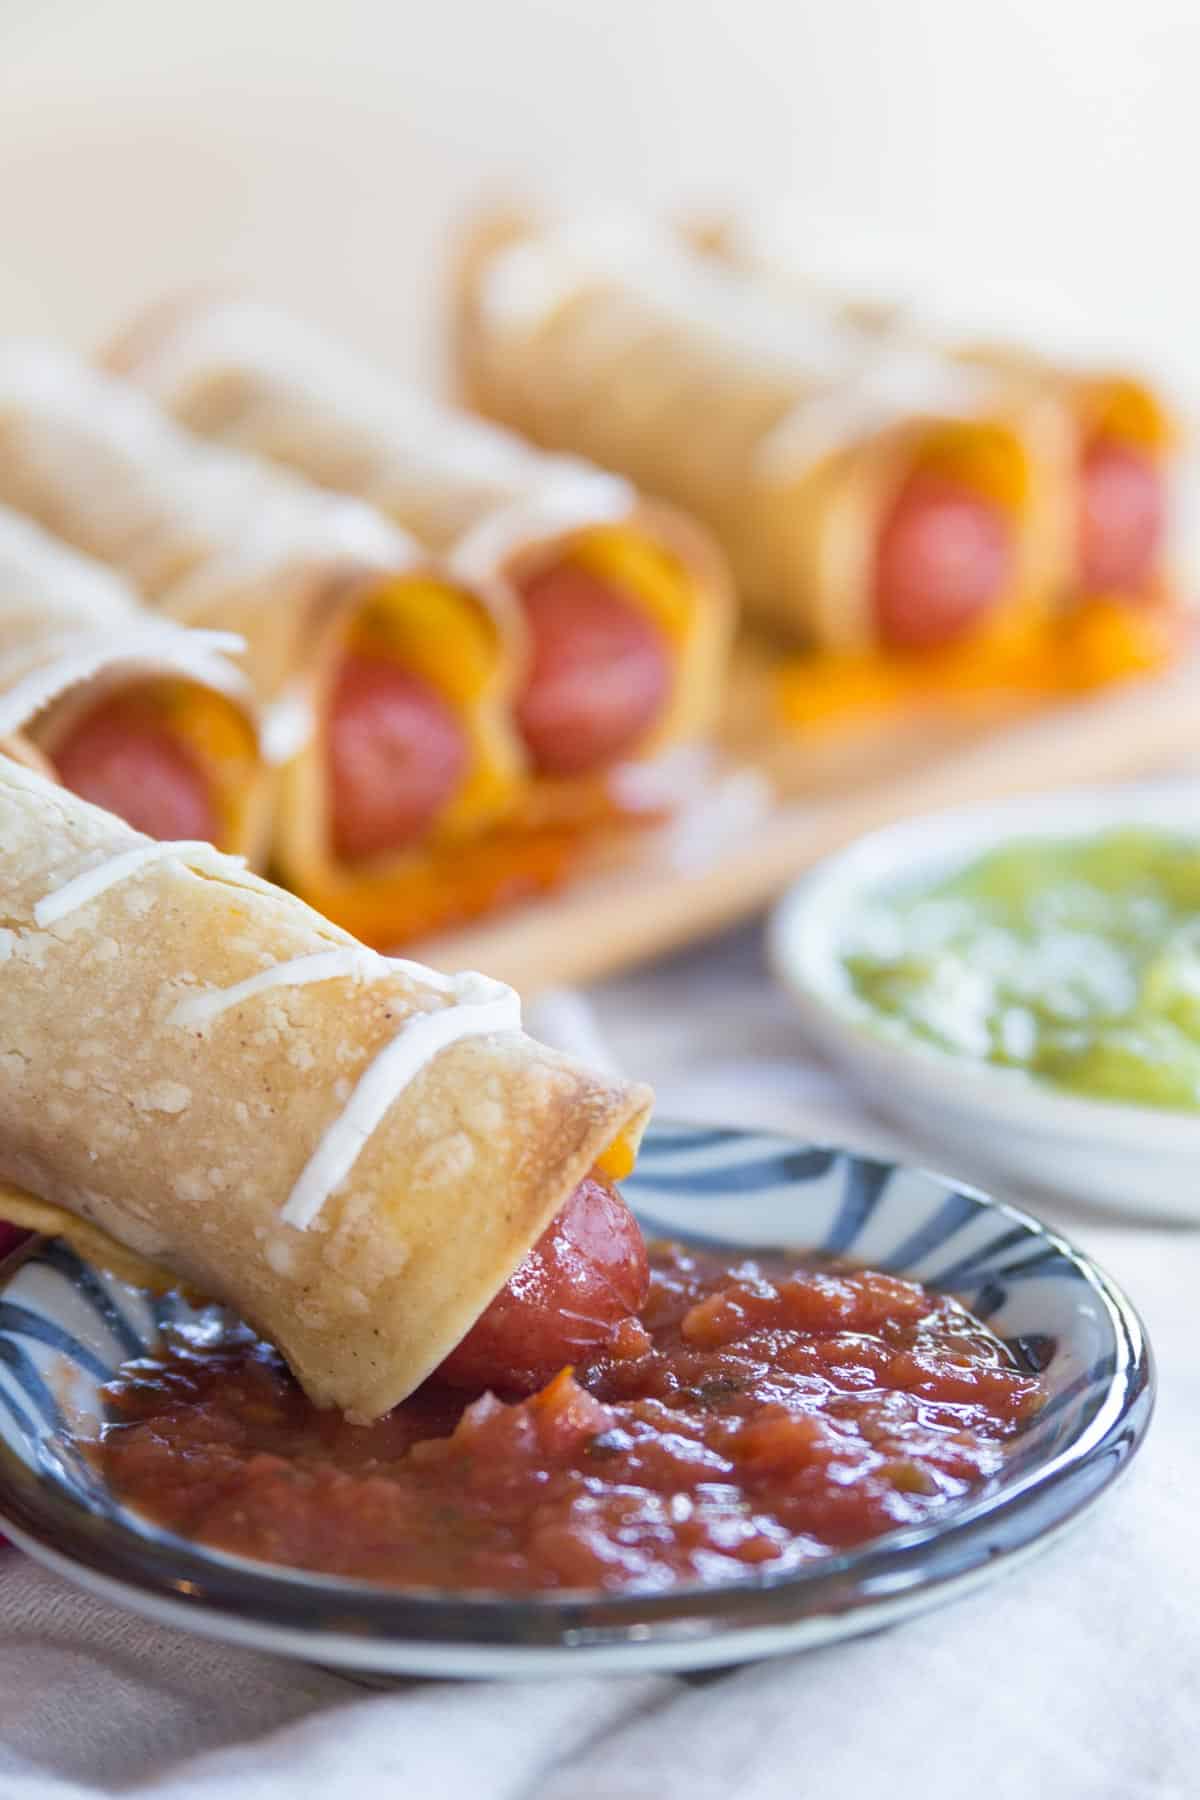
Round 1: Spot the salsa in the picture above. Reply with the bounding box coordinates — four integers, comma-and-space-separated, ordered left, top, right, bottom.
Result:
841, 827, 1200, 1111
95, 1243, 1043, 1594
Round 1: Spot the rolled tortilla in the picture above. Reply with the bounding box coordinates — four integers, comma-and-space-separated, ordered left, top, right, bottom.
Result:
0, 345, 527, 945
0, 757, 652, 1419
105, 296, 732, 790
0, 504, 265, 856
453, 215, 1072, 659
693, 221, 1176, 614
0, 733, 54, 778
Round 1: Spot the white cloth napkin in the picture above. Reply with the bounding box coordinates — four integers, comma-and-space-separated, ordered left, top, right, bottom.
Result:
1, 926, 1196, 1800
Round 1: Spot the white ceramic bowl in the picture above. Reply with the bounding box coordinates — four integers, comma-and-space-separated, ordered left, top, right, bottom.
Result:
769, 779, 1200, 1222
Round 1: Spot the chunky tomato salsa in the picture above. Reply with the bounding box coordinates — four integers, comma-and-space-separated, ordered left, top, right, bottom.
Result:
98, 1245, 1043, 1598
95, 1243, 1043, 1594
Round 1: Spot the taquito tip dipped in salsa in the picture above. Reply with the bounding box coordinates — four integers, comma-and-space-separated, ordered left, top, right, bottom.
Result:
0, 757, 652, 1419
104, 295, 733, 811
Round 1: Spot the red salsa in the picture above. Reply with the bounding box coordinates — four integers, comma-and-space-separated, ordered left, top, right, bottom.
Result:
95, 1243, 1044, 1594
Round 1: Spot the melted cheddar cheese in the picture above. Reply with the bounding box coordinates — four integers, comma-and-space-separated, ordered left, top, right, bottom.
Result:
776, 595, 1182, 731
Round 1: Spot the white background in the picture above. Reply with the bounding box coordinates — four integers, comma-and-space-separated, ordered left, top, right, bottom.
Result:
0, 0, 1191, 389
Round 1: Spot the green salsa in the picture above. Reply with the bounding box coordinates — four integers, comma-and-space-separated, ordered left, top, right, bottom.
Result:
841, 827, 1200, 1111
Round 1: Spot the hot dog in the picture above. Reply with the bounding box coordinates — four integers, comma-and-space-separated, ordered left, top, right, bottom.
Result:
873, 471, 1016, 651
514, 562, 673, 775
51, 689, 220, 844
327, 653, 472, 861
1078, 437, 1165, 597
437, 1173, 649, 1393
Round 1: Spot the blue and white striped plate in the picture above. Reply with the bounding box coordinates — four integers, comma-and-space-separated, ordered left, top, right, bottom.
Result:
0, 1122, 1153, 1678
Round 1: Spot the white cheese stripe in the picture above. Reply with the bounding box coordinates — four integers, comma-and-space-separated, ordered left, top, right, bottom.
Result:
168, 946, 389, 1027
280, 981, 522, 1230
756, 344, 993, 481
479, 228, 860, 380
138, 299, 574, 496
449, 473, 635, 586
33, 820, 518, 1235
383, 956, 460, 996
33, 841, 247, 928
0, 627, 249, 739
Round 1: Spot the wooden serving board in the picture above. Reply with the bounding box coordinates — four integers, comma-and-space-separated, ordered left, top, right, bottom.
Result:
416, 656, 1200, 997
